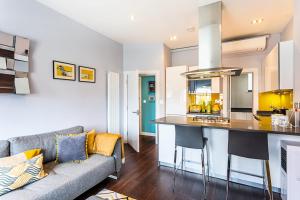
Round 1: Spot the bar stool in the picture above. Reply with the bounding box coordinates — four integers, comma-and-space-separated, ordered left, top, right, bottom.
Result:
226, 130, 273, 200
173, 125, 209, 196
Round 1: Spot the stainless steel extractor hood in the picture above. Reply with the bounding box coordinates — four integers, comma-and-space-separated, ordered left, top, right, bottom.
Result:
182, 1, 242, 79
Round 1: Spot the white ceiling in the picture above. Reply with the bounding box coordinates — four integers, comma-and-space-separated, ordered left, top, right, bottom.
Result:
36, 0, 293, 49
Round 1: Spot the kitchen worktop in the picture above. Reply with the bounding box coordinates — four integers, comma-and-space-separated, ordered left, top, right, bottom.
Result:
154, 116, 300, 136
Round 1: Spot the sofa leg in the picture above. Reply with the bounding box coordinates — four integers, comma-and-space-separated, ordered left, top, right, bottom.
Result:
108, 171, 120, 180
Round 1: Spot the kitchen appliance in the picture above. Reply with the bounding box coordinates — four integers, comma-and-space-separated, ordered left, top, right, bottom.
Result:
181, 1, 242, 79
192, 116, 230, 124
280, 140, 300, 200
287, 110, 300, 127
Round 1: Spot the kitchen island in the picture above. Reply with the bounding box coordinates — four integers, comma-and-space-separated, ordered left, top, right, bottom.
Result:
154, 116, 300, 191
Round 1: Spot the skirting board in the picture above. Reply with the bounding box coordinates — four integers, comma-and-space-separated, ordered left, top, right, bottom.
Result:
140, 132, 156, 137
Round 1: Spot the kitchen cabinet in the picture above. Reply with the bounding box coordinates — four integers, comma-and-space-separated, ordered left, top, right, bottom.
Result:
188, 66, 221, 93
263, 40, 293, 91
212, 77, 221, 93
279, 41, 294, 90
166, 66, 187, 115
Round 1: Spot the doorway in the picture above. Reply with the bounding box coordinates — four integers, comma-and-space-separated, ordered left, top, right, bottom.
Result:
124, 70, 160, 153
230, 72, 254, 120
140, 76, 156, 136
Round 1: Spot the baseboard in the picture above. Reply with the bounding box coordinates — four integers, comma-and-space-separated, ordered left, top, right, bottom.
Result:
140, 132, 155, 136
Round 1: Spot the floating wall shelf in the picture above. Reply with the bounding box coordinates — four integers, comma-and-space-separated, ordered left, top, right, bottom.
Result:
0, 31, 30, 94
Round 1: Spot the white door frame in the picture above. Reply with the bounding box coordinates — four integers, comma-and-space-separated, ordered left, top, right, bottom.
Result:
123, 70, 160, 143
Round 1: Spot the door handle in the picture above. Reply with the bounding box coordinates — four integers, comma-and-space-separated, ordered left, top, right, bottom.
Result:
132, 110, 140, 115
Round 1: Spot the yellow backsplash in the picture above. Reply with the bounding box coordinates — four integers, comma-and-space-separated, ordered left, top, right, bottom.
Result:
258, 90, 293, 111
188, 93, 220, 106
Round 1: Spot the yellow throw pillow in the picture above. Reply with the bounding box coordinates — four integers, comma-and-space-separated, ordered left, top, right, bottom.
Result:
87, 129, 96, 154
0, 154, 47, 196
93, 133, 120, 156
0, 149, 41, 167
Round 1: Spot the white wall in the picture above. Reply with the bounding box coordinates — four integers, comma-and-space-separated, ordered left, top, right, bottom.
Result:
171, 47, 198, 66
0, 0, 123, 139
294, 0, 300, 100
281, 18, 294, 41
123, 43, 168, 117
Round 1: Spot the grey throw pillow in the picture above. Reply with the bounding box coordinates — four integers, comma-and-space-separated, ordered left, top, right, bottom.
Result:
56, 133, 88, 163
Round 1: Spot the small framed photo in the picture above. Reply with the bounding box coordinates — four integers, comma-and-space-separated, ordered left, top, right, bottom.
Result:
53, 60, 76, 81
79, 66, 96, 83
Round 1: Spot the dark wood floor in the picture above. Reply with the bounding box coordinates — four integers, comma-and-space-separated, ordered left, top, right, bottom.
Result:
76, 136, 281, 200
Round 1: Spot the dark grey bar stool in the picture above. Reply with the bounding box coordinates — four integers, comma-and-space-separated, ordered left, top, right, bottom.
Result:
226, 130, 273, 200
173, 125, 209, 196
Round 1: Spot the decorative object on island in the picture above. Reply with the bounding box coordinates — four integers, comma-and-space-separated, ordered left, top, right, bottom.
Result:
79, 66, 96, 83
0, 31, 30, 94
53, 60, 76, 81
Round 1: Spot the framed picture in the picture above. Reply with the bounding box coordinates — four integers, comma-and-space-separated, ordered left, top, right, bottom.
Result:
53, 60, 76, 81
79, 66, 96, 83
148, 81, 155, 92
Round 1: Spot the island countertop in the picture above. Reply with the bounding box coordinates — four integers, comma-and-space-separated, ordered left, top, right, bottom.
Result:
154, 116, 300, 136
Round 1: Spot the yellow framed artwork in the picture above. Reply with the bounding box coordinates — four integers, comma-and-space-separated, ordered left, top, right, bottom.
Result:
53, 60, 76, 81
79, 66, 96, 83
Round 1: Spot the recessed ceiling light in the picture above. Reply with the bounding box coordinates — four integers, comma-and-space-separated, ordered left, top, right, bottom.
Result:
170, 36, 177, 41
251, 18, 264, 24
130, 14, 135, 21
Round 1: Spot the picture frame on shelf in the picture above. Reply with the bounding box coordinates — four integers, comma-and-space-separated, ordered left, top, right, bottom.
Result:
53, 60, 76, 81
78, 66, 96, 83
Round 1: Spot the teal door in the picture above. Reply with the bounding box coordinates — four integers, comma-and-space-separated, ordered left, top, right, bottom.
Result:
141, 76, 156, 134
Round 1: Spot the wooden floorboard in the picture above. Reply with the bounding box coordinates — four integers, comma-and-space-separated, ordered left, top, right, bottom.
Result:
76, 136, 282, 200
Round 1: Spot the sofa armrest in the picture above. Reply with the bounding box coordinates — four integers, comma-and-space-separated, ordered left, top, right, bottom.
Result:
112, 138, 122, 175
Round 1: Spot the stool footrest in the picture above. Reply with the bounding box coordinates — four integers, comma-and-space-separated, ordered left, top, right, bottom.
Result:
231, 169, 263, 179
182, 159, 201, 165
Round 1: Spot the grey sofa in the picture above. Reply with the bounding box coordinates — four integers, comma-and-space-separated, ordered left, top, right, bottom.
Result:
0, 126, 122, 200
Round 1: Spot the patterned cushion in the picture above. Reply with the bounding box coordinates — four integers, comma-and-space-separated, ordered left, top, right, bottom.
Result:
0, 149, 41, 167
56, 133, 88, 163
0, 154, 47, 196
95, 189, 136, 200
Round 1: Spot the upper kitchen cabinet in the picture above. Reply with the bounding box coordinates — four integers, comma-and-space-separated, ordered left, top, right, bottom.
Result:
263, 40, 294, 91
211, 77, 221, 93
188, 66, 221, 93
166, 66, 187, 115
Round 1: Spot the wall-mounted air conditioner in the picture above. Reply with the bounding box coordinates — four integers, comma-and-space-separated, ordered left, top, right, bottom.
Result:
222, 35, 268, 55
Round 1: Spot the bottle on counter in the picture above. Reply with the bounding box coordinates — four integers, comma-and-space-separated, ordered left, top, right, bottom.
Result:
206, 101, 212, 114
201, 101, 206, 113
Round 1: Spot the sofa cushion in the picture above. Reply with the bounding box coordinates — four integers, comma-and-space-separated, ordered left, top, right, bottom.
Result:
0, 172, 71, 200
56, 133, 87, 163
8, 126, 84, 163
0, 154, 47, 196
0, 154, 115, 200
0, 140, 9, 158
0, 149, 41, 167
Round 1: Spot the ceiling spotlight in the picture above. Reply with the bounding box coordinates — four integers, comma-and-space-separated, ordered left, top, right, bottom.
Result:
170, 36, 177, 41
251, 18, 263, 24
130, 14, 135, 21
